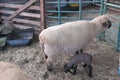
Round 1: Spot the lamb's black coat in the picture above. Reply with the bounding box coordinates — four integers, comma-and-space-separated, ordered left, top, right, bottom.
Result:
64, 51, 93, 77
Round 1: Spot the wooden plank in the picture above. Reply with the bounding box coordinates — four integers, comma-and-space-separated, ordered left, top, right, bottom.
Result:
40, 0, 46, 30
0, 3, 40, 11
0, 10, 40, 18
7, 0, 37, 21
2, 16, 40, 26
13, 23, 40, 29
12, 18, 40, 26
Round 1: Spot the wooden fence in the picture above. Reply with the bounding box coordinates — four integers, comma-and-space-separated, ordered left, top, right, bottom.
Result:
0, 0, 45, 32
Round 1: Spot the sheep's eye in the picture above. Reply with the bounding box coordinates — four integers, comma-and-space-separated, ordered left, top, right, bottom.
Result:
102, 22, 108, 27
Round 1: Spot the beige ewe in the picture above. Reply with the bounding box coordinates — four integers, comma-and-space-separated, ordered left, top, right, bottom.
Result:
39, 15, 111, 71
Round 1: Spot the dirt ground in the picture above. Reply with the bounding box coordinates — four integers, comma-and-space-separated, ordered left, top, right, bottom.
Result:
0, 35, 120, 80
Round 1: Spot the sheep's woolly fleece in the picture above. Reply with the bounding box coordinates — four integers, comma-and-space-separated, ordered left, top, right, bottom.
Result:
0, 61, 34, 80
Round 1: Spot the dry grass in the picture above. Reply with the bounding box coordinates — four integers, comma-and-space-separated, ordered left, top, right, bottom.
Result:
0, 36, 120, 80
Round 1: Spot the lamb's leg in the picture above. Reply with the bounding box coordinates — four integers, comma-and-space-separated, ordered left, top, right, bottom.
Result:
88, 65, 93, 78
71, 65, 77, 75
84, 64, 93, 78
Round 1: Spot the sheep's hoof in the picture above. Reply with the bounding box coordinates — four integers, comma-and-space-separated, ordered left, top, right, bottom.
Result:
71, 72, 77, 75
88, 73, 92, 78
47, 67, 53, 71
83, 64, 86, 67
47, 68, 53, 71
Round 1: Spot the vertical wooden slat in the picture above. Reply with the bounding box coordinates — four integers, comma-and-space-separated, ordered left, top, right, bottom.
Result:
40, 0, 46, 30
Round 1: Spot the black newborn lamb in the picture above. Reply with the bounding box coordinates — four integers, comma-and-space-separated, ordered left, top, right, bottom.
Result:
64, 51, 93, 77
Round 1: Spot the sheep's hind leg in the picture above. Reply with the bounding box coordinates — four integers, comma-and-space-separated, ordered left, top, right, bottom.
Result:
84, 64, 93, 78
46, 54, 57, 71
46, 56, 54, 71
87, 65, 93, 78
45, 55, 53, 71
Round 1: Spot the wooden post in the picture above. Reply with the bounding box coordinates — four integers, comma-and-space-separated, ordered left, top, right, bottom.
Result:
40, 0, 46, 30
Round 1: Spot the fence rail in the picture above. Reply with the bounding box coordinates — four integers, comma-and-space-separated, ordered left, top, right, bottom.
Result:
103, 1, 120, 52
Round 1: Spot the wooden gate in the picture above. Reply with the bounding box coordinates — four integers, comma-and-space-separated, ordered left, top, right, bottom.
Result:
0, 0, 45, 32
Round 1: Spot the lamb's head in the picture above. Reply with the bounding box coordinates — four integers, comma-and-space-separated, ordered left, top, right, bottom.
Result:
91, 15, 111, 31
64, 63, 76, 74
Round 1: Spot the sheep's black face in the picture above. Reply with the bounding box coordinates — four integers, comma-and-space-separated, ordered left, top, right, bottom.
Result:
103, 20, 111, 28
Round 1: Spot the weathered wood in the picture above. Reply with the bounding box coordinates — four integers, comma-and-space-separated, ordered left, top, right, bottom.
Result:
7, 0, 37, 21
40, 0, 46, 30
13, 23, 40, 29
0, 0, 43, 31
12, 18, 40, 26
0, 3, 40, 11
0, 10, 40, 18
2, 16, 40, 26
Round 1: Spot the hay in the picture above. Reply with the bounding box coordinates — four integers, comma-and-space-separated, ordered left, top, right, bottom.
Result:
0, 36, 119, 80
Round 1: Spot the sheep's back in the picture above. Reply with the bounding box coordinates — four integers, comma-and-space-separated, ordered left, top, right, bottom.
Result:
40, 20, 96, 54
